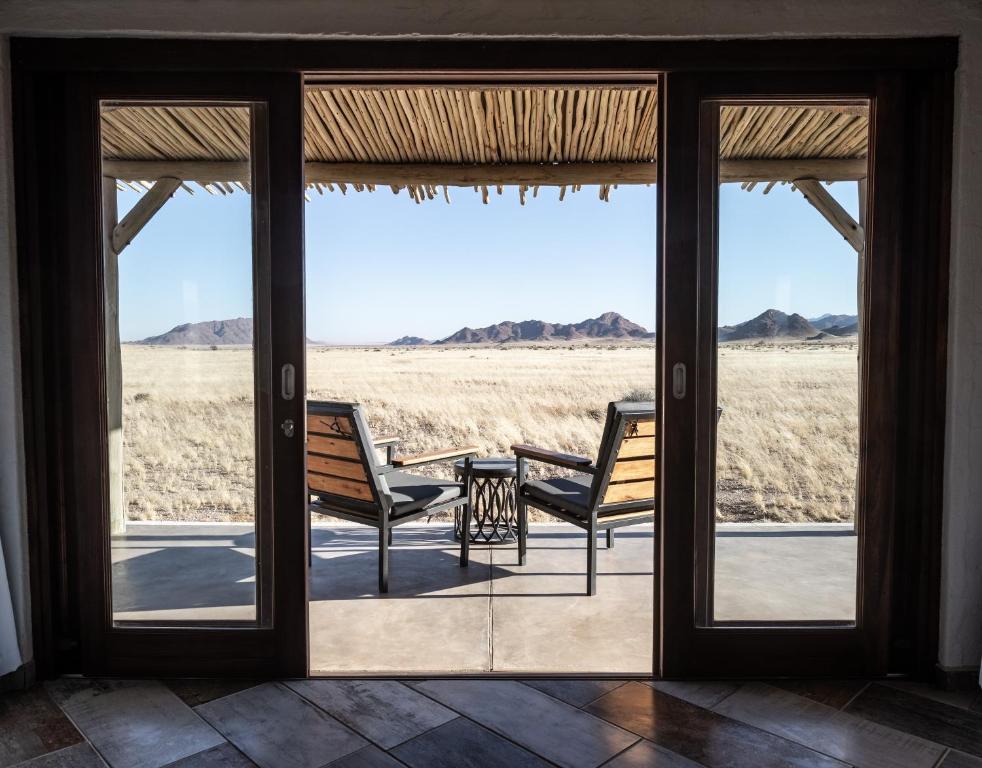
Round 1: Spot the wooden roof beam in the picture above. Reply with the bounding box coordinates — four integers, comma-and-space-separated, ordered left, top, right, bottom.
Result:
110, 176, 182, 253
102, 157, 867, 187
793, 178, 865, 252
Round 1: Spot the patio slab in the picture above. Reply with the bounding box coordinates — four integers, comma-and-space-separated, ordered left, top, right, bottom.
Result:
109, 521, 857, 674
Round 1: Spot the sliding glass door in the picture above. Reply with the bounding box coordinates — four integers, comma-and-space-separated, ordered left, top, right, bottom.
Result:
64, 73, 307, 676
660, 71, 906, 677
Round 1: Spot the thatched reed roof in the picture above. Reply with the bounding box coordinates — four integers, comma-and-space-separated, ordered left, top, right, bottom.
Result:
100, 86, 869, 202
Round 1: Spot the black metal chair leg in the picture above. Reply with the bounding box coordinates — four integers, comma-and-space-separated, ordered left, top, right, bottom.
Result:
379, 526, 389, 593
460, 503, 471, 567
518, 497, 527, 565
516, 456, 527, 566
606, 529, 614, 548
587, 521, 598, 596
387, 528, 393, 546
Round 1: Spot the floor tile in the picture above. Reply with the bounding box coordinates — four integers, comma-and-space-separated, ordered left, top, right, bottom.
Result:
602, 739, 702, 767
715, 681, 946, 768
0, 686, 82, 767
286, 680, 455, 749
164, 743, 256, 767
392, 717, 550, 768
195, 682, 366, 768
13, 742, 106, 768
164, 680, 261, 709
881, 680, 982, 711
845, 683, 982, 756
489, 526, 653, 674
943, 751, 982, 768
324, 745, 404, 768
520, 679, 627, 708
309, 527, 493, 674
646, 680, 739, 709
772, 679, 868, 709
585, 682, 848, 768
413, 679, 637, 768
46, 679, 224, 768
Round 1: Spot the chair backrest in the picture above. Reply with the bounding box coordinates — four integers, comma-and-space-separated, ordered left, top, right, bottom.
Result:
590, 401, 656, 510
307, 400, 385, 509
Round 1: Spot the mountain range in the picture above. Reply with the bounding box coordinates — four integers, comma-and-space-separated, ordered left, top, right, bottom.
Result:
718, 310, 858, 342
136, 317, 254, 346
426, 312, 655, 345
134, 309, 859, 346
134, 317, 318, 345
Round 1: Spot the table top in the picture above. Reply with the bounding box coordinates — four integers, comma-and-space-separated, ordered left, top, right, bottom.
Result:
453, 457, 517, 478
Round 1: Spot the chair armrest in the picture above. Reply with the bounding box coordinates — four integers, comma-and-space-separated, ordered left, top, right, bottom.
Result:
511, 444, 595, 473
390, 445, 479, 468
373, 435, 400, 465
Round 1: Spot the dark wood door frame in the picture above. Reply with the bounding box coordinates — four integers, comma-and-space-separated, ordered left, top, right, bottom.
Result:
13, 70, 308, 678
12, 36, 954, 681
660, 69, 953, 678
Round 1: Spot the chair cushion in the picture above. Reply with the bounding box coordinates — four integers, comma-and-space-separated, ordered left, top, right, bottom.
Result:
523, 474, 594, 514
383, 471, 465, 516
524, 473, 654, 518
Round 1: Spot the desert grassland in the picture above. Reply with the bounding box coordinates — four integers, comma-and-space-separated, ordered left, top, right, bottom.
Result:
120, 342, 858, 524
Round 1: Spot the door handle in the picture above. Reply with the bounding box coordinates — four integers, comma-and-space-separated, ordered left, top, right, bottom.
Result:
280, 419, 295, 438
281, 363, 295, 401
672, 363, 686, 399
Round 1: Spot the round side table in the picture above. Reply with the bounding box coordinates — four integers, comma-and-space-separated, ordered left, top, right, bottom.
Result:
453, 458, 518, 544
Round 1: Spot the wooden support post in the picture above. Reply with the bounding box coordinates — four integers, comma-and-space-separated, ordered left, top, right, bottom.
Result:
855, 177, 867, 534
793, 179, 865, 252
103, 177, 125, 536
103, 176, 180, 536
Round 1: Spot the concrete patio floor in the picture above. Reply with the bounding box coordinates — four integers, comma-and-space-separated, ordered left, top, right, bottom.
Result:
111, 521, 856, 675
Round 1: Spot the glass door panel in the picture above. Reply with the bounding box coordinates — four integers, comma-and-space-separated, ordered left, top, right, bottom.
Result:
101, 102, 262, 625
710, 103, 869, 625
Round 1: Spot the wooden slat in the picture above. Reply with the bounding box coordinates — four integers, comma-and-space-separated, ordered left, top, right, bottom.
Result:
624, 419, 655, 438
308, 414, 355, 438
307, 434, 360, 460
308, 472, 373, 501
611, 458, 656, 482
603, 479, 655, 504
598, 509, 655, 522
617, 436, 656, 459
307, 454, 368, 482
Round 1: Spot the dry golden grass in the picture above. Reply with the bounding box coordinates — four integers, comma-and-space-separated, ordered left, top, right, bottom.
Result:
120, 342, 857, 524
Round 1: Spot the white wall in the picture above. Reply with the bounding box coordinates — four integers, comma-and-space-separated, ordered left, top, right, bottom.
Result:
0, 0, 979, 672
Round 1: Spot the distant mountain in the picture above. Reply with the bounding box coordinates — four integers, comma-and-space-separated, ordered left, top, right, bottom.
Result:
718, 309, 818, 342
136, 318, 319, 345
434, 312, 654, 345
390, 336, 431, 346
809, 313, 859, 331
137, 318, 253, 345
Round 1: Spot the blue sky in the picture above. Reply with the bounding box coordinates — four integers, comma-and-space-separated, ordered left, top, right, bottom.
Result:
116, 181, 859, 343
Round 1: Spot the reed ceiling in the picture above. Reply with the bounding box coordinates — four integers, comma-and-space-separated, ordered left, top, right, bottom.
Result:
100, 86, 869, 201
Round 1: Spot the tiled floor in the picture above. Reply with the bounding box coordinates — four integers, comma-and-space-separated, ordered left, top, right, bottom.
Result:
112, 521, 857, 673
2, 676, 981, 768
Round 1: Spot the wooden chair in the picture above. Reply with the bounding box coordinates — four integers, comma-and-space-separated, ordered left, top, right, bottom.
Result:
511, 401, 655, 596
307, 400, 477, 593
